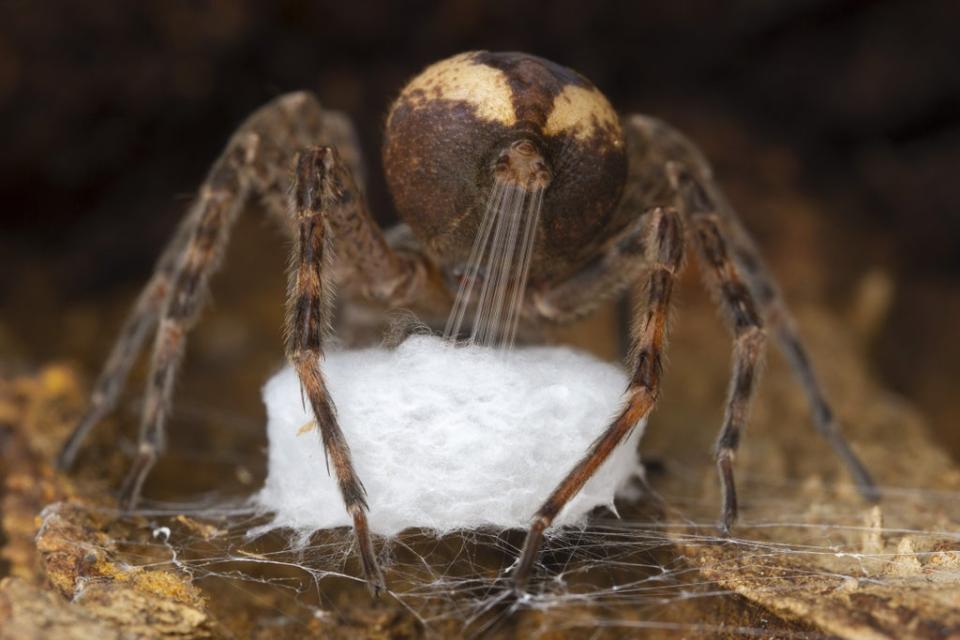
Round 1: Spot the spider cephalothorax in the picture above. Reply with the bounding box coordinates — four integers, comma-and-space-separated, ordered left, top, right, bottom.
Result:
59, 50, 878, 597
383, 51, 627, 283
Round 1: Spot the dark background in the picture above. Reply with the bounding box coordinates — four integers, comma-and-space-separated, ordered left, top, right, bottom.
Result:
1, 0, 958, 459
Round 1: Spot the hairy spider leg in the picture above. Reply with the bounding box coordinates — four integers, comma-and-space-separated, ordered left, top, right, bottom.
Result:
671, 164, 878, 509
117, 132, 258, 508
59, 93, 382, 474
57, 216, 191, 469
61, 92, 324, 475
513, 206, 684, 590
668, 164, 767, 532
59, 92, 442, 596
625, 113, 876, 503
714, 191, 878, 501
285, 146, 389, 596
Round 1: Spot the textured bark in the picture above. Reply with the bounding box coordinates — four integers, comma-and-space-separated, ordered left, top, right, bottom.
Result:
656, 303, 960, 639
0, 368, 216, 639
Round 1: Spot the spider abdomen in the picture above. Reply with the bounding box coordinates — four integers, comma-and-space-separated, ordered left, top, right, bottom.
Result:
383, 51, 627, 280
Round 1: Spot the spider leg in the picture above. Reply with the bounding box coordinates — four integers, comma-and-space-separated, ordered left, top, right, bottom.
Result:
118, 131, 261, 508
285, 146, 390, 595
769, 310, 878, 499
57, 218, 191, 469
672, 175, 766, 532
671, 164, 878, 507
61, 93, 438, 530
61, 92, 317, 473
713, 194, 877, 501
623, 114, 875, 501
514, 206, 684, 591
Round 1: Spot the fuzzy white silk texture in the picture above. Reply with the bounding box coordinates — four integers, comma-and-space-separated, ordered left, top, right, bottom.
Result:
257, 336, 643, 536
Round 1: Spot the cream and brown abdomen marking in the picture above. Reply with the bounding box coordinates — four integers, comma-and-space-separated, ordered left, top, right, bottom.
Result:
383, 51, 627, 281
544, 84, 621, 141
392, 52, 518, 127
389, 51, 622, 140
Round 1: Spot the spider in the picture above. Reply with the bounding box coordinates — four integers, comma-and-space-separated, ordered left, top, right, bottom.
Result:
58, 51, 878, 595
